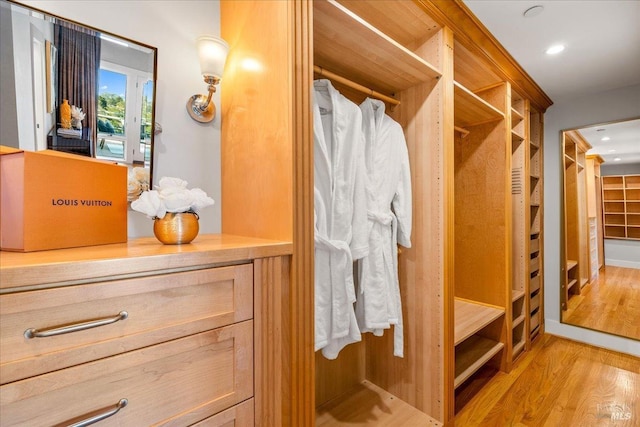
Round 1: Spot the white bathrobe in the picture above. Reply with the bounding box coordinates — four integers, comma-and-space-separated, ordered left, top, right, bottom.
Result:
313, 80, 369, 359
356, 98, 412, 357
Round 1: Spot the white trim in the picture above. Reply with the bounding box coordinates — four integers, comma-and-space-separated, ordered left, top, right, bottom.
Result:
604, 258, 640, 269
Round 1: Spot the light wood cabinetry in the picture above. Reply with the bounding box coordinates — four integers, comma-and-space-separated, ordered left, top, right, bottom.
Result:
602, 174, 640, 240
586, 154, 604, 280
0, 235, 292, 427
528, 107, 544, 343
220, 0, 551, 425
562, 131, 591, 310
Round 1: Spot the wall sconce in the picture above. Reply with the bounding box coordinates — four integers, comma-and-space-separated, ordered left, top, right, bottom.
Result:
187, 35, 229, 123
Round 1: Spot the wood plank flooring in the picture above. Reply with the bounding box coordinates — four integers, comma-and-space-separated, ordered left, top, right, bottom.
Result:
316, 334, 639, 426
563, 266, 640, 340
455, 334, 640, 426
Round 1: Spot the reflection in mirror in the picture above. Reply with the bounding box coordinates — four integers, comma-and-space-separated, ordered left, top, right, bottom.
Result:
0, 0, 156, 200
560, 118, 640, 341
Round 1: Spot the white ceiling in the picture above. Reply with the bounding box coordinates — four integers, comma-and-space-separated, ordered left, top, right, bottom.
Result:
463, 0, 640, 165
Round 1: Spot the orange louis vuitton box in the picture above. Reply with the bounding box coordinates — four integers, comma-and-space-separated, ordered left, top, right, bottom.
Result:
0, 147, 128, 252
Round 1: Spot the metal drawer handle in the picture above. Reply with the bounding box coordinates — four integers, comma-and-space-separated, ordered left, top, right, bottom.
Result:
24, 311, 128, 339
64, 398, 128, 427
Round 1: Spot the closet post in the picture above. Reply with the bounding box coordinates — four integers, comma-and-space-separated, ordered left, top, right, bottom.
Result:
442, 25, 457, 426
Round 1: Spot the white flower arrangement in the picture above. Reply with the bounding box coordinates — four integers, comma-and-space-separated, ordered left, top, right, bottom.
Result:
127, 167, 150, 202
70, 105, 85, 129
130, 176, 214, 219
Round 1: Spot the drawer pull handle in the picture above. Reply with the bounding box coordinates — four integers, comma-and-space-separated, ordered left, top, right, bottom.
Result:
65, 398, 128, 427
24, 311, 128, 339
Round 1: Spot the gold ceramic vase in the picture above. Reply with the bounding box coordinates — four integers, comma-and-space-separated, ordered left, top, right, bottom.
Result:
153, 212, 199, 244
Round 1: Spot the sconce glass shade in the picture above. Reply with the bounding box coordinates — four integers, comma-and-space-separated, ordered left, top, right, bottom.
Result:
197, 35, 229, 78
187, 35, 229, 123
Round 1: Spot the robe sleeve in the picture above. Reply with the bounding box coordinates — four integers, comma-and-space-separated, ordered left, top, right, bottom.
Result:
392, 133, 412, 249
350, 126, 369, 260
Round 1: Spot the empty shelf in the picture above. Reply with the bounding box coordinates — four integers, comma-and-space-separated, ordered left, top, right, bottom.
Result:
512, 340, 525, 358
567, 279, 578, 291
314, 0, 441, 95
454, 81, 504, 128
316, 380, 443, 426
454, 335, 504, 389
512, 314, 526, 328
512, 289, 525, 302
455, 298, 504, 345
566, 260, 578, 271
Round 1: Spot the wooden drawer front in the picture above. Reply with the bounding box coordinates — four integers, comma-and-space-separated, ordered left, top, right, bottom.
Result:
530, 274, 540, 293
530, 237, 539, 254
530, 293, 540, 311
529, 256, 539, 273
0, 264, 252, 384
192, 398, 254, 427
530, 310, 540, 332
0, 321, 253, 427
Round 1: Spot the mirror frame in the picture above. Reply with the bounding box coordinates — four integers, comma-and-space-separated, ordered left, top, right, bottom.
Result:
559, 116, 640, 341
2, 0, 158, 192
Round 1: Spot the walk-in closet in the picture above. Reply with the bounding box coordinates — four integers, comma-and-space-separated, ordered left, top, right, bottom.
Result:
220, 0, 551, 425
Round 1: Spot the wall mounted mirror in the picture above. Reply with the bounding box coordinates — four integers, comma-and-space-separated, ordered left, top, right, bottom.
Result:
0, 0, 157, 200
560, 117, 640, 341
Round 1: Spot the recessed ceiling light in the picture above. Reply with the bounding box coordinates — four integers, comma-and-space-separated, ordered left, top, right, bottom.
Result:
614, 157, 622, 161
523, 5, 544, 18
545, 44, 565, 55
601, 136, 610, 141
608, 149, 617, 153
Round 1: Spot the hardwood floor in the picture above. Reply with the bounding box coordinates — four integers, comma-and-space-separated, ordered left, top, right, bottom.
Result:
563, 266, 640, 340
455, 334, 640, 426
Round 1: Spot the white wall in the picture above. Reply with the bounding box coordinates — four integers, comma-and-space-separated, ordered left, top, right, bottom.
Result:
544, 83, 640, 356
20, 0, 223, 237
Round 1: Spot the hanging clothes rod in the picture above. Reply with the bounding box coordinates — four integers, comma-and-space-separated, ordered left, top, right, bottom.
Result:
313, 65, 400, 107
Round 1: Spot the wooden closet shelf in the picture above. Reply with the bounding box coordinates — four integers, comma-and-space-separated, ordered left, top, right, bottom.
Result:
567, 279, 578, 291
316, 380, 442, 426
564, 154, 576, 167
512, 340, 525, 357
580, 278, 589, 288
313, 0, 441, 96
454, 298, 504, 345
512, 314, 526, 328
511, 130, 525, 145
566, 260, 578, 270
512, 289, 525, 302
453, 81, 504, 128
530, 174, 540, 180
511, 107, 524, 122
454, 335, 504, 389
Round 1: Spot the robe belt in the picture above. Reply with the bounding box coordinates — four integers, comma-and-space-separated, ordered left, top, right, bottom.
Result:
315, 232, 356, 337
367, 210, 394, 226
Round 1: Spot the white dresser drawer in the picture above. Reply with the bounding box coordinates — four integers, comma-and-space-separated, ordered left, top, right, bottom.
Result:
0, 264, 253, 384
0, 321, 253, 426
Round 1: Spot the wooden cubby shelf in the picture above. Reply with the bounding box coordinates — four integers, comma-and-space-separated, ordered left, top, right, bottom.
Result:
511, 130, 525, 145
512, 289, 525, 302
513, 314, 526, 328
314, 0, 441, 96
453, 81, 504, 128
602, 174, 640, 239
454, 298, 505, 345
454, 335, 504, 389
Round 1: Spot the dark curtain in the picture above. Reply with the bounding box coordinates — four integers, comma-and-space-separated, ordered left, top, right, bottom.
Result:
55, 22, 101, 156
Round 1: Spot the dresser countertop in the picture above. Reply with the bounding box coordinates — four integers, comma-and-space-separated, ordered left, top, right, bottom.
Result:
0, 234, 292, 291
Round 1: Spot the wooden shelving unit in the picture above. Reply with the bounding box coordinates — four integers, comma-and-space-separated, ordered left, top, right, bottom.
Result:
510, 90, 527, 362
602, 174, 640, 240
454, 299, 505, 388
220, 1, 552, 425
561, 130, 591, 310
528, 107, 544, 341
